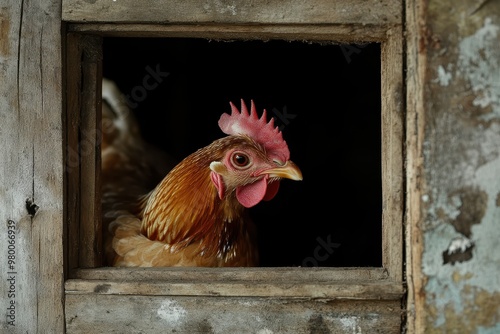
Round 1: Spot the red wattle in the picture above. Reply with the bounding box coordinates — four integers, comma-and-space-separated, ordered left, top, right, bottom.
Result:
236, 178, 280, 208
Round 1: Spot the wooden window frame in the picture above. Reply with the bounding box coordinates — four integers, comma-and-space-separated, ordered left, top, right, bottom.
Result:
63, 0, 405, 330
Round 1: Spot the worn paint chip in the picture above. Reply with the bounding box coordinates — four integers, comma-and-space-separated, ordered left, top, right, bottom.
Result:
457, 17, 500, 121
443, 236, 475, 265
448, 187, 487, 237
435, 65, 453, 86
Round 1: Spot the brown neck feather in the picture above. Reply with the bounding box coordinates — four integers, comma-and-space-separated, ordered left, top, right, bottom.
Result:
139, 142, 249, 260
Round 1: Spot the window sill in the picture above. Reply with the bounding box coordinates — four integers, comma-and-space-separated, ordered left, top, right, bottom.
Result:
66, 267, 404, 300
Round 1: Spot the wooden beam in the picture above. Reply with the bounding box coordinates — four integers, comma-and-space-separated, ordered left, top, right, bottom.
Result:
79, 35, 103, 268
381, 26, 405, 281
62, 0, 402, 25
404, 0, 427, 332
67, 268, 405, 300
66, 278, 404, 299
65, 295, 403, 333
0, 0, 64, 332
65, 34, 104, 269
71, 266, 391, 281
66, 23, 391, 42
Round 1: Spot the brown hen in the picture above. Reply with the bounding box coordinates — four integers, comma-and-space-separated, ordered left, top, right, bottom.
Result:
101, 78, 302, 267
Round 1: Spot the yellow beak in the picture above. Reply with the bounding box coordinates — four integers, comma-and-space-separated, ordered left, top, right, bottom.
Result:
259, 160, 303, 181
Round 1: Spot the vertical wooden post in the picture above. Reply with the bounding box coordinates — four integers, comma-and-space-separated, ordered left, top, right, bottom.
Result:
65, 34, 103, 270
381, 26, 405, 282
65, 33, 83, 274
0, 0, 65, 332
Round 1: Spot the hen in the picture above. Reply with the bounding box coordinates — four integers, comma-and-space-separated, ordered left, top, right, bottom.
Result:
101, 78, 302, 267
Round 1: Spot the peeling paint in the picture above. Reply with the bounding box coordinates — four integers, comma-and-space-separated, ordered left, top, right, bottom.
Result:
467, 150, 500, 292
446, 236, 473, 254
434, 64, 453, 86
442, 236, 474, 265
452, 270, 473, 283
457, 17, 500, 121
423, 144, 500, 328
423, 138, 500, 328
422, 15, 500, 330
435, 288, 500, 333
449, 187, 487, 237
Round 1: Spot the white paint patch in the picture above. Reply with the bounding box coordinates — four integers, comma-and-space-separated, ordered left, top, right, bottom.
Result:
447, 193, 462, 220
457, 17, 500, 120
256, 329, 274, 334
339, 315, 362, 334
447, 236, 473, 254
239, 300, 259, 307
157, 300, 187, 324
203, 0, 238, 15
435, 64, 453, 86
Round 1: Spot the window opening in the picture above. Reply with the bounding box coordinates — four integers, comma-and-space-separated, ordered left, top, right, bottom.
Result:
101, 37, 382, 267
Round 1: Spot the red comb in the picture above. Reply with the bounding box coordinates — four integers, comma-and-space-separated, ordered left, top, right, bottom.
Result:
218, 99, 290, 162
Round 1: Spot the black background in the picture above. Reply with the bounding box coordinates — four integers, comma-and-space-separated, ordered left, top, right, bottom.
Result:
103, 37, 382, 267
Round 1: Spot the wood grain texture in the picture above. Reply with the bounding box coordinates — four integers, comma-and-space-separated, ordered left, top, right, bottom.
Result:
66, 34, 104, 269
62, 0, 402, 25
57, 1, 406, 332
71, 266, 391, 281
404, 1, 426, 333
79, 36, 103, 268
0, 0, 64, 332
404, 1, 500, 333
66, 267, 404, 332
65, 278, 404, 299
381, 26, 404, 281
66, 23, 391, 42
65, 33, 83, 273
62, 3, 405, 333
65, 295, 403, 333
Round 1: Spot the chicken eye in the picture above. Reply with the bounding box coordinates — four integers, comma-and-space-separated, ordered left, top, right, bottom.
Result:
232, 153, 250, 168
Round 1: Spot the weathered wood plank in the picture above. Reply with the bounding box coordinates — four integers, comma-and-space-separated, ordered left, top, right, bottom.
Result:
404, 1, 426, 332
65, 279, 404, 300
59, 2, 406, 333
67, 268, 405, 299
0, 0, 64, 333
62, 0, 402, 25
71, 266, 390, 282
79, 35, 103, 268
381, 26, 404, 281
65, 295, 402, 333
65, 32, 83, 272
66, 23, 391, 43
66, 33, 104, 269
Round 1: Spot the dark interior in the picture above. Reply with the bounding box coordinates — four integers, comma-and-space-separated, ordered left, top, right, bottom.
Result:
102, 37, 382, 267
